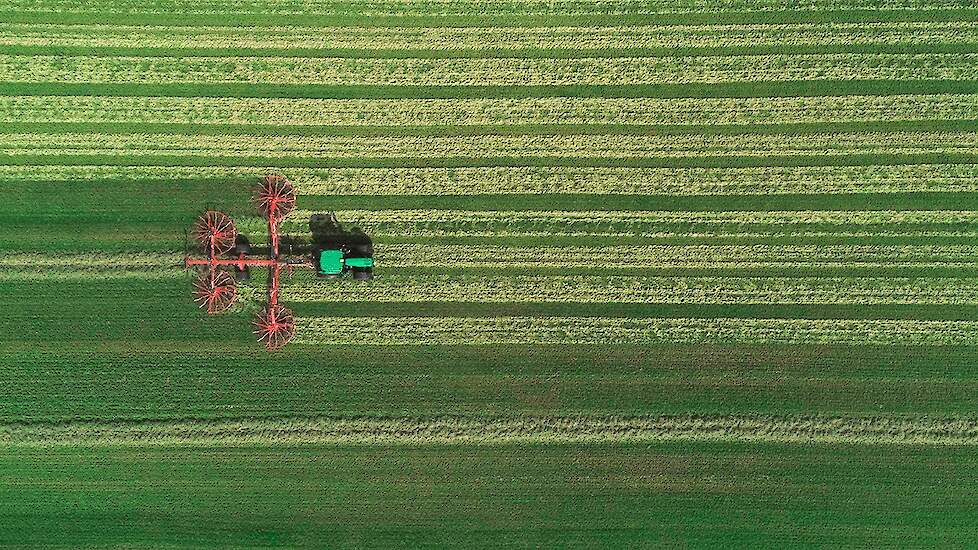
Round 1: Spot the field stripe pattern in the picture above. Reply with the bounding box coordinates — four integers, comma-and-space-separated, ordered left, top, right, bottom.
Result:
4, 0, 978, 546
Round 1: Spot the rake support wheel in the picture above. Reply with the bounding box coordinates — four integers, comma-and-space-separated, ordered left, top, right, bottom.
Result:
192, 269, 237, 314
192, 210, 237, 255
253, 304, 296, 350
254, 174, 296, 222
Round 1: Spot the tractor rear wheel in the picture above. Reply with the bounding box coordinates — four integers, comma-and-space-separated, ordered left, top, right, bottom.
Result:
253, 304, 295, 350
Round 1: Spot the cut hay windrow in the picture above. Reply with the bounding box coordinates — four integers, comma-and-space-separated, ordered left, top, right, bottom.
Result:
5, 131, 975, 159
6, 0, 971, 17
6, 95, 976, 127
271, 209, 978, 239
4, 22, 978, 51
3, 54, 975, 85
6, 164, 978, 195
5, 415, 978, 447
294, 316, 978, 346
282, 275, 978, 305
371, 243, 978, 268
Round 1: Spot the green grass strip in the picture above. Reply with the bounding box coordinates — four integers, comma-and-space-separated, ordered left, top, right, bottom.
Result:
7, 341, 978, 377
0, 279, 250, 343
5, 343, 978, 422
8, 341, 978, 376
3, 442, 977, 548
3, 80, 977, 99
0, 179, 254, 225
288, 301, 978, 321
298, 192, 978, 211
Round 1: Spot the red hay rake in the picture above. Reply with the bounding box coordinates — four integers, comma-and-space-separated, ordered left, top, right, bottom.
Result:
185, 174, 303, 350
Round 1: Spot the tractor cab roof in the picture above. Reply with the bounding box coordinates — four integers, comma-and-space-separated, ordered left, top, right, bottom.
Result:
318, 249, 344, 275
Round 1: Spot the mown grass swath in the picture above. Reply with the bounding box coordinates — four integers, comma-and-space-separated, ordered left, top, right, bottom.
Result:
5, 163, 978, 195
5, 95, 978, 126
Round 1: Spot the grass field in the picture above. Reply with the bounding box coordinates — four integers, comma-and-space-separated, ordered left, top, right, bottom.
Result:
4, 0, 978, 547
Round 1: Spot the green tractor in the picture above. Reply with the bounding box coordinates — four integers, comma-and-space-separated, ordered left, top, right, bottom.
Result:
308, 212, 374, 280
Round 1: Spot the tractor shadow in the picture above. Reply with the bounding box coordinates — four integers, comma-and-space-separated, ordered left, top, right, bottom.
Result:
307, 212, 373, 255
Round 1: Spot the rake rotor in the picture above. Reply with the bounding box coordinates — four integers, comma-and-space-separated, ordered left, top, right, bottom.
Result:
192, 269, 237, 314
254, 174, 296, 223
192, 210, 237, 255
185, 174, 305, 350
253, 304, 296, 350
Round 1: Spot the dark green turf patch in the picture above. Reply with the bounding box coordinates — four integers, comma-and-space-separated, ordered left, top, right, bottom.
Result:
5, 343, 978, 421
0, 279, 251, 343
299, 192, 978, 211
0, 179, 253, 220
2, 440, 978, 547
